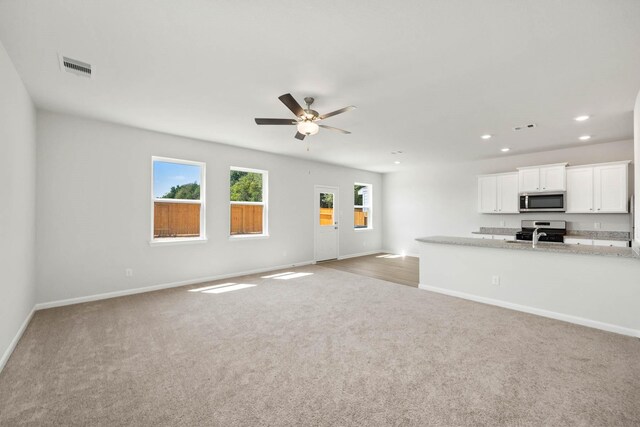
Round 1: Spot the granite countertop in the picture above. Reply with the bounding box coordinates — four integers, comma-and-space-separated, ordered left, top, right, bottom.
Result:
472, 227, 631, 241
417, 236, 639, 259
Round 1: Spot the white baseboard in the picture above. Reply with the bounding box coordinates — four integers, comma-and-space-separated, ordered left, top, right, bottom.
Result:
337, 250, 383, 260
35, 260, 315, 310
418, 284, 639, 338
0, 307, 35, 373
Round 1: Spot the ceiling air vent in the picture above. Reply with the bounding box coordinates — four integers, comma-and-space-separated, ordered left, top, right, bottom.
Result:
59, 55, 92, 78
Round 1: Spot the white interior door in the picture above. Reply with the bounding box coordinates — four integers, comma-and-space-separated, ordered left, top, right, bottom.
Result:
315, 186, 339, 261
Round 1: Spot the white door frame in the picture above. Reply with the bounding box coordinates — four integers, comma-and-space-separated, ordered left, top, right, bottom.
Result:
314, 185, 340, 262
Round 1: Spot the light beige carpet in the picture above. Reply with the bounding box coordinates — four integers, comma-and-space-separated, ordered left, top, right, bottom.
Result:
1, 265, 639, 426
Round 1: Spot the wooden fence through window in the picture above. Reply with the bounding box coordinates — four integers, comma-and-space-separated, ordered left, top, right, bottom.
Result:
154, 202, 200, 237
231, 204, 264, 235
354, 208, 368, 228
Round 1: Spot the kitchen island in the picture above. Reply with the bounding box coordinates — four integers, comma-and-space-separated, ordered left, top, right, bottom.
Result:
417, 236, 640, 337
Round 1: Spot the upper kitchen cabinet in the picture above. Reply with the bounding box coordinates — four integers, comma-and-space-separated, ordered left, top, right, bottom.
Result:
594, 162, 629, 213
517, 163, 567, 192
477, 172, 518, 214
566, 166, 594, 212
566, 161, 629, 213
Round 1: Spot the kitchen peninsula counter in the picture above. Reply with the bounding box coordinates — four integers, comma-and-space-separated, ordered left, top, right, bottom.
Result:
416, 236, 640, 337
417, 236, 638, 259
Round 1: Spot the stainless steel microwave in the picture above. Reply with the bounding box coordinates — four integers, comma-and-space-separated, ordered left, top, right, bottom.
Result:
519, 192, 566, 212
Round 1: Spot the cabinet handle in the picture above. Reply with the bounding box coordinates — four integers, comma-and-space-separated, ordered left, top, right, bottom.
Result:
597, 208, 601, 211
543, 187, 546, 190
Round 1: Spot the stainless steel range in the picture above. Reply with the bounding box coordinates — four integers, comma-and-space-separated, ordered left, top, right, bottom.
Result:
515, 220, 566, 243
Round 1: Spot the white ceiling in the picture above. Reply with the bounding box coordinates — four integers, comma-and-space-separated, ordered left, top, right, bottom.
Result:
1, 0, 639, 172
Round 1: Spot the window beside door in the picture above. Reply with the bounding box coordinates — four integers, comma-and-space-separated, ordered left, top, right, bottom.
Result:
354, 183, 372, 229
230, 167, 268, 238
152, 157, 206, 243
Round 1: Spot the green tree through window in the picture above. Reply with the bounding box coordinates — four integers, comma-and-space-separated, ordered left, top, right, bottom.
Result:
161, 182, 200, 200
230, 172, 263, 202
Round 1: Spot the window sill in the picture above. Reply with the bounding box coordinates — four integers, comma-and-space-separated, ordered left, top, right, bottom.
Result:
229, 234, 270, 241
149, 237, 208, 247
354, 228, 374, 232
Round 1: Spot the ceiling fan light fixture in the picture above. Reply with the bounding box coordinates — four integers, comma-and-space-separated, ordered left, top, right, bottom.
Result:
297, 120, 319, 136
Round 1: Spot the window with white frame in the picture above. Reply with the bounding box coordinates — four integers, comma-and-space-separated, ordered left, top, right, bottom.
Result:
151, 157, 205, 242
354, 183, 372, 229
230, 167, 268, 237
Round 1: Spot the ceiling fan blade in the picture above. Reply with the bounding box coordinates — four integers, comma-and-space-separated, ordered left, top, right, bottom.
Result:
255, 118, 296, 125
318, 106, 356, 120
295, 131, 306, 140
319, 124, 351, 134
278, 93, 305, 117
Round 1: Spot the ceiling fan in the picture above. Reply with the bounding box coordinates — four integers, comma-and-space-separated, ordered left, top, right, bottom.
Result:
255, 93, 356, 140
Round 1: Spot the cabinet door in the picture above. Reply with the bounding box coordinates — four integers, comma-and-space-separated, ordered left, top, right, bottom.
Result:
478, 176, 497, 213
564, 238, 593, 246
518, 168, 540, 192
540, 165, 566, 191
497, 173, 519, 213
594, 164, 628, 213
566, 167, 593, 213
592, 240, 629, 248
493, 235, 516, 241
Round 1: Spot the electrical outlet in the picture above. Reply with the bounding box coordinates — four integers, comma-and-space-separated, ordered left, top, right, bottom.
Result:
491, 275, 500, 285
125, 268, 133, 277
594, 222, 601, 229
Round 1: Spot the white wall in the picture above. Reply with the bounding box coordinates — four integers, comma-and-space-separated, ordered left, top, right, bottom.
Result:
383, 140, 634, 255
634, 90, 640, 249
0, 41, 36, 367
36, 112, 382, 304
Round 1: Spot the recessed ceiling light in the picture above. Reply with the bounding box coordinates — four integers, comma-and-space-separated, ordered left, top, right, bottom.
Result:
481, 134, 492, 140
574, 115, 590, 122
501, 148, 510, 152
579, 135, 591, 141
394, 161, 401, 164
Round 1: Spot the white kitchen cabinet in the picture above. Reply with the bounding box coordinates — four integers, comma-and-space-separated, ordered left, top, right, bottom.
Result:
564, 237, 629, 248
518, 168, 540, 192
517, 163, 567, 192
469, 234, 516, 241
593, 240, 628, 248
563, 237, 593, 245
540, 165, 566, 191
497, 173, 519, 213
594, 163, 628, 213
492, 235, 516, 241
566, 161, 629, 214
566, 167, 594, 212
478, 175, 498, 213
477, 172, 518, 214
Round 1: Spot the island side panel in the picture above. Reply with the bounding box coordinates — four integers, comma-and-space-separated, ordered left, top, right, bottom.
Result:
418, 242, 640, 336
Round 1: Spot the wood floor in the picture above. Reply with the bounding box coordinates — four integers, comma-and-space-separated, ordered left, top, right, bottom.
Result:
319, 253, 419, 287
